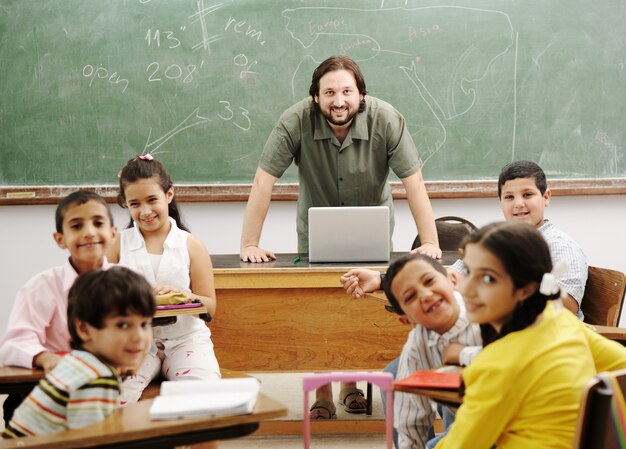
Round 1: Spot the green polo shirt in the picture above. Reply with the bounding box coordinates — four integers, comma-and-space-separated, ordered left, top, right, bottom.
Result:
259, 96, 422, 253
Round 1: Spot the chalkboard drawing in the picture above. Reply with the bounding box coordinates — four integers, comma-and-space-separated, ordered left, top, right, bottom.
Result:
282, 6, 515, 167
1, 0, 624, 187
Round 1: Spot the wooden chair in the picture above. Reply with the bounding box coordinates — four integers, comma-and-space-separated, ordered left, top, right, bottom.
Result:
412, 216, 478, 251
573, 368, 626, 449
581, 266, 626, 327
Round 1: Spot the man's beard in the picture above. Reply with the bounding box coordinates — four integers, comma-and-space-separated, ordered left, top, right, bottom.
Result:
322, 107, 357, 126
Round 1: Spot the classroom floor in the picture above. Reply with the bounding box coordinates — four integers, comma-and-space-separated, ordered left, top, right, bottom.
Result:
220, 434, 387, 448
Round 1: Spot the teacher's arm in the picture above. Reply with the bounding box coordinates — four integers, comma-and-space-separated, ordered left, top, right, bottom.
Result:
401, 170, 441, 260
240, 167, 279, 263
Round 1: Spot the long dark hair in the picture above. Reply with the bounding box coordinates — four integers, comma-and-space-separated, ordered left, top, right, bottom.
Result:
309, 55, 367, 113
117, 156, 190, 232
460, 221, 560, 346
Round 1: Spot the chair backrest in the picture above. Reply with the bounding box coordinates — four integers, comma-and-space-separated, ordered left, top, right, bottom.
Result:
573, 368, 626, 449
412, 216, 478, 252
581, 266, 626, 327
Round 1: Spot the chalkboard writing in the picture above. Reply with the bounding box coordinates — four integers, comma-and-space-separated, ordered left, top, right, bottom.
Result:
0, 0, 624, 193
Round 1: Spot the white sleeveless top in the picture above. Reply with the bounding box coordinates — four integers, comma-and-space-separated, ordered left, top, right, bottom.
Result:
119, 217, 191, 292
119, 217, 208, 339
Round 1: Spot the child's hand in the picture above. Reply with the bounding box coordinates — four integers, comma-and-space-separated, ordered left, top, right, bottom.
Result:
340, 269, 381, 298
154, 285, 189, 301
443, 343, 464, 365
33, 351, 64, 373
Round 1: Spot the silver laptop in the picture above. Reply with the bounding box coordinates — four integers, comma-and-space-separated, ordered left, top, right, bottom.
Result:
308, 206, 391, 263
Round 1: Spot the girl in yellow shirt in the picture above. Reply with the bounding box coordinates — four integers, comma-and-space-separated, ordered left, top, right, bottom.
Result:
433, 221, 626, 449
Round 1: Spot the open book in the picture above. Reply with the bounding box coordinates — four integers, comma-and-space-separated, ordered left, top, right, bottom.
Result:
149, 377, 261, 420
394, 370, 462, 390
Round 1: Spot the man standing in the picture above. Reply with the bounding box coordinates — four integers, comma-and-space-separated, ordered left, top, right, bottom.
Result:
240, 55, 441, 419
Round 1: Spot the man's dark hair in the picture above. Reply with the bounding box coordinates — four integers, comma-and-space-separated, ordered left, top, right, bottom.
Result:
309, 55, 367, 113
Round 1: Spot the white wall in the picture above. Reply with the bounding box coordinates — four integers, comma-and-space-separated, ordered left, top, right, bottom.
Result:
1, 194, 625, 337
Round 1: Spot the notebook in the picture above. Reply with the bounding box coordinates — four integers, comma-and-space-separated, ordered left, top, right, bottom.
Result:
394, 370, 462, 390
149, 378, 260, 420
308, 206, 390, 263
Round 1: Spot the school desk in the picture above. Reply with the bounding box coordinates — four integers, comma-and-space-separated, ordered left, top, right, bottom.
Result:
394, 382, 464, 409
210, 252, 459, 372
0, 393, 287, 449
594, 325, 626, 344
0, 366, 43, 395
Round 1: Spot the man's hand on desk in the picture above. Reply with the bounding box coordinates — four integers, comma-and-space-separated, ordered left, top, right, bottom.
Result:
240, 245, 276, 263
340, 268, 382, 298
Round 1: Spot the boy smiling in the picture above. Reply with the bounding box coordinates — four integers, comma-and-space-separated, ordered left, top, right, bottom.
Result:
383, 253, 482, 449
496, 161, 587, 317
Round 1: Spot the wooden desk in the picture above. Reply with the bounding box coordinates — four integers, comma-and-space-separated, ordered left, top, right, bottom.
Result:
594, 325, 626, 344
210, 252, 457, 372
394, 384, 463, 409
0, 393, 286, 449
0, 366, 43, 395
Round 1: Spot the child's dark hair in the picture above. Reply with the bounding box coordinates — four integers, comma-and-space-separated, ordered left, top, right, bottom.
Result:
460, 221, 559, 347
67, 266, 156, 350
117, 155, 190, 232
497, 160, 548, 198
55, 190, 113, 233
383, 253, 448, 315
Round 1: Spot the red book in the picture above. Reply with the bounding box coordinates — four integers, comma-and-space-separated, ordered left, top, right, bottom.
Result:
394, 370, 462, 390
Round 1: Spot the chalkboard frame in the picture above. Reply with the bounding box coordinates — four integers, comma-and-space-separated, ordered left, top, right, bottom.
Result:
1, 179, 624, 205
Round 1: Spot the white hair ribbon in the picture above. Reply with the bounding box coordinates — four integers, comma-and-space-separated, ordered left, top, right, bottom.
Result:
138, 153, 154, 161
539, 260, 568, 296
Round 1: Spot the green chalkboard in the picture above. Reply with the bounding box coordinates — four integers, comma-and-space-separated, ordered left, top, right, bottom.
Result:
1, 0, 625, 190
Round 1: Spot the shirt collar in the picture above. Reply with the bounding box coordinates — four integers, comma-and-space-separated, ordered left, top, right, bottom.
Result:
312, 99, 370, 144
126, 217, 177, 250
538, 219, 552, 232
426, 292, 470, 348
62, 257, 112, 293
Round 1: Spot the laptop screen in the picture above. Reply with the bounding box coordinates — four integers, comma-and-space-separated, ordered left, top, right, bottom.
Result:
308, 206, 391, 263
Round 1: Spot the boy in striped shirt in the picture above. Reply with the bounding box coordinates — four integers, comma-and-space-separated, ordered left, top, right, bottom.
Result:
382, 253, 482, 449
3, 266, 155, 438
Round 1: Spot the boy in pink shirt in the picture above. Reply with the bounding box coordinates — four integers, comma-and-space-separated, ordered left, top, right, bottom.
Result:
0, 190, 117, 423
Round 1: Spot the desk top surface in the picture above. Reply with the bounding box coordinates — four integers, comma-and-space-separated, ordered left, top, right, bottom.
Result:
394, 384, 464, 408
0, 393, 286, 449
211, 250, 460, 270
